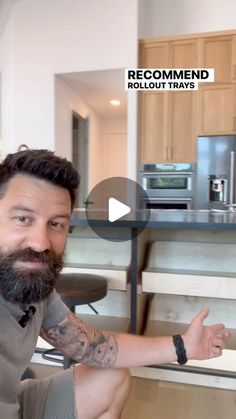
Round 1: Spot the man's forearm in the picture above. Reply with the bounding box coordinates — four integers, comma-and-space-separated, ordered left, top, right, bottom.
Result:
41, 309, 229, 368
41, 312, 178, 368
114, 334, 177, 367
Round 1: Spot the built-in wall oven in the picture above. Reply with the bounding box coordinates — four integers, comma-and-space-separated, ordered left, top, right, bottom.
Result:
140, 163, 195, 210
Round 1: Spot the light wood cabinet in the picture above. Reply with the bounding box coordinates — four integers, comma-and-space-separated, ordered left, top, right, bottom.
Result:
198, 84, 236, 134
168, 91, 197, 162
140, 30, 236, 163
231, 34, 236, 82
140, 38, 198, 163
199, 35, 233, 84
170, 39, 199, 68
199, 34, 236, 133
141, 42, 169, 68
140, 92, 167, 162
140, 90, 197, 163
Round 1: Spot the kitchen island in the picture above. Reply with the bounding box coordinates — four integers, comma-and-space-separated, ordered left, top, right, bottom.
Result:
67, 210, 236, 389
69, 209, 236, 330
70, 208, 236, 230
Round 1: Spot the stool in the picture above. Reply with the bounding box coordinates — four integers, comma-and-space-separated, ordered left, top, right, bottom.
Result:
42, 273, 107, 368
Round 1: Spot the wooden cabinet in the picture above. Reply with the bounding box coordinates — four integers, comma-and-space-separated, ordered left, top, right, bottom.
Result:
170, 39, 199, 69
141, 90, 197, 163
140, 92, 168, 162
198, 84, 236, 134
232, 35, 236, 82
139, 30, 236, 163
141, 38, 199, 69
168, 91, 197, 162
198, 34, 236, 134
141, 42, 169, 68
199, 35, 234, 84
140, 38, 198, 163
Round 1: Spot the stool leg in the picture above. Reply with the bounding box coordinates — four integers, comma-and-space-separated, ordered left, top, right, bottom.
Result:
63, 357, 73, 369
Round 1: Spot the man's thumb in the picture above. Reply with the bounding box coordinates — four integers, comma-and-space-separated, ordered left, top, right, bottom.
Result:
194, 308, 209, 323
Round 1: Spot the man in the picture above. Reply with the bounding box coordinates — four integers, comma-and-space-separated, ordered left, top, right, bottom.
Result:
0, 149, 230, 419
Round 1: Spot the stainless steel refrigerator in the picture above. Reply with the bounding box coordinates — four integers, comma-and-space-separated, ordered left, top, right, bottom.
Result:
196, 135, 236, 210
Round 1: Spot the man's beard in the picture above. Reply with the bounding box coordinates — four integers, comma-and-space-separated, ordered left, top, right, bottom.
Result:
0, 247, 64, 305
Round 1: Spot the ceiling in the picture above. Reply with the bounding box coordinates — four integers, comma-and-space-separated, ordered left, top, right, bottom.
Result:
60, 68, 127, 119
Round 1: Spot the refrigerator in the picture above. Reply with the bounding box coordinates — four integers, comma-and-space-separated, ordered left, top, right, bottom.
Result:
196, 135, 236, 210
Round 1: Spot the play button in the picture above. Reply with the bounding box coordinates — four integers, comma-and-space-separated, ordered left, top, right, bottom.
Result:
108, 198, 131, 222
84, 177, 150, 241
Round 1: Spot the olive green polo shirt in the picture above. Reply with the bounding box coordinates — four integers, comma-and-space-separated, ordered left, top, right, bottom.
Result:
0, 290, 69, 419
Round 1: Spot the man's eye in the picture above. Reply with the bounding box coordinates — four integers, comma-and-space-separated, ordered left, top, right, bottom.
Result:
16, 216, 30, 224
51, 221, 64, 230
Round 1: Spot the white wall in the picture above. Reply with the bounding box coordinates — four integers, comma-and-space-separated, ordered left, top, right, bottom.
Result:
0, 0, 138, 164
55, 75, 104, 191
55, 75, 90, 160
0, 7, 16, 156
139, 0, 236, 39
55, 77, 130, 193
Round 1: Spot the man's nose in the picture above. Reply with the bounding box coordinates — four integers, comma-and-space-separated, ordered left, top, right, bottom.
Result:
26, 226, 51, 253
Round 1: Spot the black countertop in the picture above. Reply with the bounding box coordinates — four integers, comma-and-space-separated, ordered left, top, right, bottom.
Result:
70, 209, 236, 230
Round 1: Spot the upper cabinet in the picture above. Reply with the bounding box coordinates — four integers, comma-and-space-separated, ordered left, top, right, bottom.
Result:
171, 39, 199, 68
199, 35, 233, 84
140, 38, 198, 163
141, 38, 199, 68
198, 34, 236, 135
141, 42, 169, 68
198, 84, 236, 134
139, 30, 236, 163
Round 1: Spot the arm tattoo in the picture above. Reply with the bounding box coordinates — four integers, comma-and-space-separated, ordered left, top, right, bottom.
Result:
40, 312, 118, 367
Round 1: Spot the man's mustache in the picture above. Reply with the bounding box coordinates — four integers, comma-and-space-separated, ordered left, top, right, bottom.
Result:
3, 247, 63, 269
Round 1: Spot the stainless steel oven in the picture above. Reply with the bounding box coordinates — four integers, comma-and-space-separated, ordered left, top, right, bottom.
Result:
140, 163, 195, 209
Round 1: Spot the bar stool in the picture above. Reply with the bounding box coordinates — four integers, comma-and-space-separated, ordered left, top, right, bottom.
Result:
43, 272, 107, 368
56, 272, 107, 311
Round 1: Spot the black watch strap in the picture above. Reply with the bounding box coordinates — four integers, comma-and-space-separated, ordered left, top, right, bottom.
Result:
173, 334, 188, 365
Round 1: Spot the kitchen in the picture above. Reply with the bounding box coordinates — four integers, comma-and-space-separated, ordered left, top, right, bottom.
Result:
1, 1, 236, 418
58, 28, 236, 418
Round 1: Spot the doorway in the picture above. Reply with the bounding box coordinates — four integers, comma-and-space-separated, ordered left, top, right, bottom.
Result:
72, 112, 89, 208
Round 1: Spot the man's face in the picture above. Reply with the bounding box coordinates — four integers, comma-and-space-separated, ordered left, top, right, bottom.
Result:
0, 174, 71, 305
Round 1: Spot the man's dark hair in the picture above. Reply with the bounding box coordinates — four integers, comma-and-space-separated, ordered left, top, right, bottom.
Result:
0, 149, 80, 209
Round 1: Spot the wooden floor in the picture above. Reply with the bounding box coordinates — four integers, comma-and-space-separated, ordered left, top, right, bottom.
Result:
30, 362, 236, 419
122, 377, 236, 419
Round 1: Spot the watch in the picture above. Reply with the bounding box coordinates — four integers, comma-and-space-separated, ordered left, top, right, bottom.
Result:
173, 334, 188, 365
